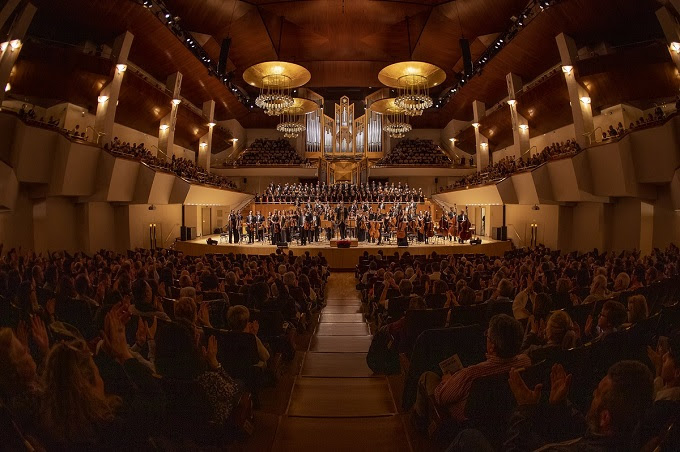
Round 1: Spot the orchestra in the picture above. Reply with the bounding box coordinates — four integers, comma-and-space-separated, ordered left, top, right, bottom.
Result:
220, 196, 477, 247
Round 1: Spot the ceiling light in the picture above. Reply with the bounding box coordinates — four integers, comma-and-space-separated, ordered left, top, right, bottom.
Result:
208, 122, 216, 127
481, 142, 488, 148
199, 142, 207, 148
116, 64, 127, 72
449, 137, 456, 142
507, 99, 516, 106
159, 124, 169, 131
4, 83, 10, 92
0, 42, 7, 52
519, 124, 529, 131
580, 96, 591, 104
561, 65, 573, 74
472, 122, 480, 129
98, 95, 109, 103
9, 39, 21, 50
172, 98, 181, 105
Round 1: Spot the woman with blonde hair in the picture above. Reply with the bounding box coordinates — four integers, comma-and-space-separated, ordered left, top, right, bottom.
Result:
40, 307, 164, 449
523, 310, 578, 362
582, 274, 609, 304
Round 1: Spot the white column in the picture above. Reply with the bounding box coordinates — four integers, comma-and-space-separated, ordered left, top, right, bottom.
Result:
0, 2, 36, 103
94, 31, 134, 145
506, 73, 530, 160
472, 100, 489, 171
158, 72, 182, 161
556, 33, 594, 148
656, 6, 680, 72
0, 0, 22, 30
198, 100, 215, 172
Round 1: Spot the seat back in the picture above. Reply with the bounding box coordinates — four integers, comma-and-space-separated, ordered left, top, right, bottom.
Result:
254, 309, 285, 340
387, 296, 410, 321
464, 373, 516, 448
204, 328, 260, 379
449, 304, 487, 326
425, 293, 447, 309
402, 324, 485, 410
403, 308, 448, 351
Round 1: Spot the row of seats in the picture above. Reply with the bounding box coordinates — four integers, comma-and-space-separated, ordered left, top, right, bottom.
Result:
0, 247, 328, 449
231, 138, 307, 166
375, 139, 452, 167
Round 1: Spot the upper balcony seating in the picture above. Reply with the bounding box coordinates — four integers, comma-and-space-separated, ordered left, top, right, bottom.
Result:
105, 139, 238, 191
375, 139, 452, 167
231, 139, 307, 167
443, 139, 581, 191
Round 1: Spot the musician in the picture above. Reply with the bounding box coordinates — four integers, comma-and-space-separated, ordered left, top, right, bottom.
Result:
246, 211, 255, 244
423, 212, 432, 244
304, 208, 314, 245
271, 209, 281, 244
313, 210, 321, 242
228, 210, 238, 243
335, 201, 349, 239
256, 211, 265, 242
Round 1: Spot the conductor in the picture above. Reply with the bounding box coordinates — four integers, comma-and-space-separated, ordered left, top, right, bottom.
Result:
335, 201, 349, 239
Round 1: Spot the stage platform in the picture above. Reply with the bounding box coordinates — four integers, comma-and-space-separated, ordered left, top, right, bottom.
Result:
174, 235, 512, 269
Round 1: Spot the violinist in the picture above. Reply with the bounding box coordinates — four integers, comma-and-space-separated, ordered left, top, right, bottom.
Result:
256, 211, 265, 242
246, 210, 255, 244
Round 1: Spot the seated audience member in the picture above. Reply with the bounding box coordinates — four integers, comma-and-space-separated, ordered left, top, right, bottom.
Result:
456, 286, 477, 306
522, 310, 578, 361
504, 360, 654, 451
582, 274, 609, 305
39, 310, 165, 449
129, 279, 170, 321
522, 292, 552, 341
624, 294, 648, 327
485, 278, 515, 318
512, 279, 542, 322
584, 300, 628, 342
227, 305, 270, 367
647, 332, 680, 402
155, 320, 245, 438
610, 272, 630, 298
413, 314, 530, 425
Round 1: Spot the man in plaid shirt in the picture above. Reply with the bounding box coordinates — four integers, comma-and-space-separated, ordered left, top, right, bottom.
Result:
414, 314, 530, 423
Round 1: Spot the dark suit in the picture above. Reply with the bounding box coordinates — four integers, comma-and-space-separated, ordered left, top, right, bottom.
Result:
336, 206, 349, 239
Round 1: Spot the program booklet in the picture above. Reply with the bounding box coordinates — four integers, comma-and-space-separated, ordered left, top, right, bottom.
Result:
439, 353, 464, 375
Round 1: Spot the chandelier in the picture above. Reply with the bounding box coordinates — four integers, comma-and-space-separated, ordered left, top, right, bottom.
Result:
276, 106, 306, 138
382, 108, 412, 138
394, 74, 432, 116
378, 61, 446, 117
370, 97, 412, 138
255, 74, 294, 115
243, 61, 312, 115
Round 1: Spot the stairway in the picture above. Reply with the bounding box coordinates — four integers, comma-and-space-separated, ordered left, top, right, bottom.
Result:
271, 273, 412, 451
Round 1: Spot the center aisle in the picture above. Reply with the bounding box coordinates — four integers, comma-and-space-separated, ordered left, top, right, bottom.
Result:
271, 274, 412, 452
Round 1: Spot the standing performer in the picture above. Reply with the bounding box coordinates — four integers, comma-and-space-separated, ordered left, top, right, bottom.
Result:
228, 210, 238, 244
271, 210, 281, 244
256, 211, 265, 242
335, 201, 349, 239
245, 211, 255, 244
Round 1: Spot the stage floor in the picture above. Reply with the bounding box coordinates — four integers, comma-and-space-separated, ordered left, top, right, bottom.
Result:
174, 234, 512, 269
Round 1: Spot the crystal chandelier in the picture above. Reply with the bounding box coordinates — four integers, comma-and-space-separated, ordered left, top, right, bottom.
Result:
394, 74, 432, 116
276, 106, 306, 138
255, 74, 294, 116
382, 108, 411, 138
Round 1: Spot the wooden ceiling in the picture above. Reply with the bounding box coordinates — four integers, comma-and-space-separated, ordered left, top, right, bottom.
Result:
20, 0, 675, 134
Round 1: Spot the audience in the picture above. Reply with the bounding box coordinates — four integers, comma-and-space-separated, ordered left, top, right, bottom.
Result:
105, 138, 238, 190
375, 139, 452, 167
231, 139, 308, 167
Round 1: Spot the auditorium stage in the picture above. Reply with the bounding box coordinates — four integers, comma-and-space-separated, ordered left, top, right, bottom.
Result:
174, 235, 512, 269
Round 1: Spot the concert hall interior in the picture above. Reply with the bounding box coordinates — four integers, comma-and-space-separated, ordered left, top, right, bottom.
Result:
1, 0, 680, 451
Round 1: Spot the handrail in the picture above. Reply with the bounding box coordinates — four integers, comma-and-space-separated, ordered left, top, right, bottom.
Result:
507, 224, 524, 246
583, 126, 603, 146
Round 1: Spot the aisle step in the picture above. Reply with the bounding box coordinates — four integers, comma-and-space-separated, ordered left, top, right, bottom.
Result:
316, 322, 370, 336
310, 335, 372, 353
319, 313, 365, 323
287, 377, 396, 417
272, 416, 410, 452
326, 299, 362, 306
323, 305, 363, 314
301, 352, 375, 378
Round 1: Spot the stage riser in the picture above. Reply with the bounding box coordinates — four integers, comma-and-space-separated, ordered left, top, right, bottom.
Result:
174, 236, 512, 270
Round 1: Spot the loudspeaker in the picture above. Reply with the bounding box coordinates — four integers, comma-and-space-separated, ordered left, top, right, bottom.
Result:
492, 226, 507, 241
218, 37, 231, 75
277, 242, 289, 248
243, 178, 247, 184
470, 238, 482, 245
434, 177, 438, 184
460, 38, 473, 76
181, 226, 196, 241
337, 240, 350, 248
206, 238, 218, 245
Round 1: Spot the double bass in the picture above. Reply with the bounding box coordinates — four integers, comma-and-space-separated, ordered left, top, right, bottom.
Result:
397, 217, 408, 239
369, 221, 381, 240
459, 215, 472, 242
